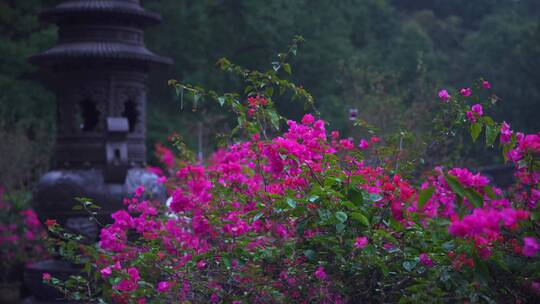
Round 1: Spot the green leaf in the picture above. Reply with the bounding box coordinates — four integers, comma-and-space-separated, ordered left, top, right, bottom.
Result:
350, 212, 370, 227
222, 256, 231, 269
464, 188, 484, 208
253, 212, 264, 221
342, 201, 357, 210
444, 175, 465, 197
349, 186, 364, 204
336, 223, 346, 233
318, 209, 331, 222
268, 111, 280, 130
217, 96, 225, 106
402, 260, 417, 272
303, 249, 315, 261
502, 144, 512, 162
351, 175, 367, 185
367, 193, 383, 202
308, 195, 320, 202
485, 124, 499, 146
175, 85, 182, 97
387, 217, 403, 231
286, 198, 297, 209
473, 255, 492, 285
335, 211, 348, 223
265, 86, 274, 97
283, 63, 292, 75
470, 122, 483, 142
483, 186, 497, 200
417, 187, 435, 209
193, 91, 201, 108
362, 192, 382, 203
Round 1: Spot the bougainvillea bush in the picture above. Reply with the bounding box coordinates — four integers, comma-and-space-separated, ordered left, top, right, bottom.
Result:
46, 41, 540, 303
0, 189, 47, 282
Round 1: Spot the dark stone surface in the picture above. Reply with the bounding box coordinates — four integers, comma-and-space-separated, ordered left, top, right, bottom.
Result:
34, 167, 165, 238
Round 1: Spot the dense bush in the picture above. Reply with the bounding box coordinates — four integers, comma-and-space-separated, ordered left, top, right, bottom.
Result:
45, 45, 540, 303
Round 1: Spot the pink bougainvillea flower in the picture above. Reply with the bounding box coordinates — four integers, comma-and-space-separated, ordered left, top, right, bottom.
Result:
500, 121, 512, 144
354, 236, 368, 249
370, 136, 380, 143
315, 266, 327, 280
155, 143, 175, 168
358, 139, 369, 150
519, 134, 540, 154
100, 267, 112, 278
114, 280, 138, 292
466, 104, 483, 123
471, 104, 483, 116
111, 210, 133, 229
523, 237, 540, 257
301, 113, 315, 125
482, 80, 491, 89
42, 272, 51, 282
466, 111, 476, 123
339, 139, 354, 151
532, 281, 540, 294
438, 89, 450, 102
157, 281, 171, 292
314, 119, 325, 131
128, 267, 140, 282
419, 253, 433, 267
383, 243, 395, 250
507, 148, 522, 162
460, 88, 472, 97
197, 260, 207, 269
134, 185, 145, 197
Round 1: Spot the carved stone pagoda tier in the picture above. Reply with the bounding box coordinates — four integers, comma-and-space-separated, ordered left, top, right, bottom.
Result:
25, 1, 171, 302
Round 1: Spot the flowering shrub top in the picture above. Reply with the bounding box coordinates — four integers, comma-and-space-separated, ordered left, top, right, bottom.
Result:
46, 43, 540, 303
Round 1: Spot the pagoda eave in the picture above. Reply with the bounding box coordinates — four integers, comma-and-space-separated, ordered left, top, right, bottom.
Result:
39, 0, 162, 26
29, 42, 173, 68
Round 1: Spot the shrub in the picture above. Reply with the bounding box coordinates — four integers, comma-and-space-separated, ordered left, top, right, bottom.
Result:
0, 189, 47, 282
46, 41, 540, 303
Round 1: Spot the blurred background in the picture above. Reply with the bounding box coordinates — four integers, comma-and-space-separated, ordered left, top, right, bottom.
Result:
1, 0, 539, 193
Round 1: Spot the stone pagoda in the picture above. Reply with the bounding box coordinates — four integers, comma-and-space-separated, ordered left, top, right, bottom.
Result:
25, 0, 171, 302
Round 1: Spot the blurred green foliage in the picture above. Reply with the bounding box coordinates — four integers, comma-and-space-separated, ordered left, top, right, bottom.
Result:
0, 0, 56, 192
1, 0, 539, 188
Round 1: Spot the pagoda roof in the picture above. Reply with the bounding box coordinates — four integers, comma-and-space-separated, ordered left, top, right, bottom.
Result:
29, 41, 173, 67
40, 0, 162, 26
